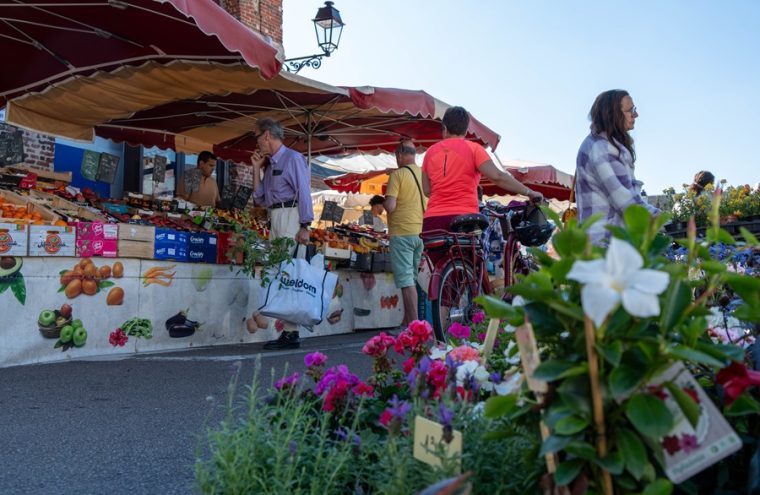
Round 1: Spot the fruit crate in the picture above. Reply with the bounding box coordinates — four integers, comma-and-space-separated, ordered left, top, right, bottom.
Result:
28, 225, 75, 256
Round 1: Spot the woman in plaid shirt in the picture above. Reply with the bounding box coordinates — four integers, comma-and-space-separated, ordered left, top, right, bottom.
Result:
575, 89, 660, 244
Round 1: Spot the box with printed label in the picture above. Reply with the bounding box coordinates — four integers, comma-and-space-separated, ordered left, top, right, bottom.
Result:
154, 228, 189, 245
28, 225, 76, 257
76, 239, 118, 258
0, 223, 29, 256
154, 244, 188, 261
76, 221, 118, 241
187, 232, 217, 264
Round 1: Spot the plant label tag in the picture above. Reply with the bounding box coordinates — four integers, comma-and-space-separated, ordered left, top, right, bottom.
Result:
515, 322, 547, 394
639, 362, 742, 484
413, 415, 462, 471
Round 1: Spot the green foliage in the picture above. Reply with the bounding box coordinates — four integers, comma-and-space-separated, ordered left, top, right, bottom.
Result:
477, 196, 759, 494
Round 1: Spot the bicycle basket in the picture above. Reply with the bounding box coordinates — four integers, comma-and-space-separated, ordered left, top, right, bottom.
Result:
511, 205, 554, 247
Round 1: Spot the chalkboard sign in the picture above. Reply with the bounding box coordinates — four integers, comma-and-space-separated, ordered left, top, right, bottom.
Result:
81, 150, 101, 181
233, 186, 253, 210
220, 185, 235, 210
184, 167, 202, 195
152, 155, 168, 183
320, 200, 344, 223
361, 210, 373, 225
96, 152, 119, 184
0, 130, 24, 166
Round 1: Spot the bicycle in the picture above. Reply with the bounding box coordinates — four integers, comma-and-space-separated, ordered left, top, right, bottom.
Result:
420, 201, 549, 341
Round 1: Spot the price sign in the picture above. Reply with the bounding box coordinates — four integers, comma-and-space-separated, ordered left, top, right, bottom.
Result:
320, 200, 344, 223
0, 129, 24, 166
80, 150, 101, 181
96, 152, 120, 184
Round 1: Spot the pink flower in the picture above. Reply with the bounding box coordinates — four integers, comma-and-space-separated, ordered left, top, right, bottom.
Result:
362, 332, 395, 358
448, 322, 471, 340
304, 352, 327, 368
275, 372, 300, 390
471, 311, 485, 324
716, 361, 760, 405
477, 332, 487, 342
408, 320, 433, 339
680, 434, 699, 454
449, 345, 480, 363
379, 409, 393, 426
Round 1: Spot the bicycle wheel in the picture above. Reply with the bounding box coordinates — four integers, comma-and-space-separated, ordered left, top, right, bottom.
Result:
431, 261, 477, 341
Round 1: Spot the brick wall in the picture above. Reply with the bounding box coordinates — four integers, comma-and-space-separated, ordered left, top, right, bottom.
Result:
221, 0, 283, 46
0, 122, 55, 171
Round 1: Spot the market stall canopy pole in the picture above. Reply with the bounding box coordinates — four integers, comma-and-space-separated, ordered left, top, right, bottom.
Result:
0, 0, 282, 107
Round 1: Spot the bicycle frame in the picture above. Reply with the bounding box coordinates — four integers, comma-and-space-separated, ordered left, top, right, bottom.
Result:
421, 229, 490, 304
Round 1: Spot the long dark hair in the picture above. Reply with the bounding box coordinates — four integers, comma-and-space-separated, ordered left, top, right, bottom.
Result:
589, 89, 635, 163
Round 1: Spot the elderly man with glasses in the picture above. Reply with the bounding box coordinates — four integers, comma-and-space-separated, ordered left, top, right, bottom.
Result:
249, 117, 314, 350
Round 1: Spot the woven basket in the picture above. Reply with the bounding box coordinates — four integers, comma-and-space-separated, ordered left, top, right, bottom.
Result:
38, 310, 71, 339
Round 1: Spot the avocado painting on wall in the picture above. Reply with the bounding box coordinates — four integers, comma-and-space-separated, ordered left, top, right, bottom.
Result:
0, 256, 25, 304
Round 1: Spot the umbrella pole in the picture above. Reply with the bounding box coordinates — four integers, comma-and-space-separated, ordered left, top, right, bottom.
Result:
306, 111, 313, 166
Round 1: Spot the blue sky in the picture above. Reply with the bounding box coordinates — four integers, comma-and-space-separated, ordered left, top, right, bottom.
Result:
283, 0, 759, 194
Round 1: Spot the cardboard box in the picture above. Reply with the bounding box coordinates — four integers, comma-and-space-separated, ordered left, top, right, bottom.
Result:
117, 239, 155, 259
154, 228, 189, 261
76, 239, 118, 258
154, 244, 188, 261
28, 225, 76, 256
187, 232, 217, 264
0, 223, 29, 256
118, 223, 155, 242
76, 221, 118, 241
323, 245, 352, 260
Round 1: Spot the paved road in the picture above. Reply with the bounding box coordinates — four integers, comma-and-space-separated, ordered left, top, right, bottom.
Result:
0, 331, 378, 495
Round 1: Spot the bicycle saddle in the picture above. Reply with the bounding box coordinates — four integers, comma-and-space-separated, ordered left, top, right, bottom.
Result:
449, 213, 489, 233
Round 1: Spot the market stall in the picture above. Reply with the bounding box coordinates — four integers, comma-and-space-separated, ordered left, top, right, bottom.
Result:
0, 1, 503, 369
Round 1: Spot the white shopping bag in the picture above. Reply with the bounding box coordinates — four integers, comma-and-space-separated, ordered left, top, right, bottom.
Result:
257, 253, 338, 329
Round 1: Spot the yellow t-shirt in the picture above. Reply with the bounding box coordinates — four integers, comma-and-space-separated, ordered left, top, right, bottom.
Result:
385, 165, 427, 236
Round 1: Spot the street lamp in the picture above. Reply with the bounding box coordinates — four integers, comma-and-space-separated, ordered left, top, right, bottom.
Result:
284, 1, 344, 74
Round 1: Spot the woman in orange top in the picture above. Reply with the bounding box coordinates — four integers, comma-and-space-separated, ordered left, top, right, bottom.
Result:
421, 106, 543, 232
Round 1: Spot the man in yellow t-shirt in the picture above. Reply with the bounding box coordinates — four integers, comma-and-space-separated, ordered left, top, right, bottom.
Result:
384, 140, 427, 326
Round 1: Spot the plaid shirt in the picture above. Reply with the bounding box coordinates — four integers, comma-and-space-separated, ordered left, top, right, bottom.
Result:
576, 130, 659, 243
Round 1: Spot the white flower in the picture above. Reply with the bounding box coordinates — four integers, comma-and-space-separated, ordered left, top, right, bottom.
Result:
492, 372, 523, 396
512, 295, 527, 307
503, 341, 521, 365
566, 237, 670, 328
456, 360, 490, 386
429, 344, 452, 361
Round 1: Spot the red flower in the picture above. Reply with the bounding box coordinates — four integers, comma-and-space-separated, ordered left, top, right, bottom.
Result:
661, 435, 681, 456
683, 387, 700, 404
352, 382, 374, 397
716, 362, 760, 405
379, 409, 393, 426
402, 357, 416, 374
427, 360, 448, 389
646, 385, 669, 401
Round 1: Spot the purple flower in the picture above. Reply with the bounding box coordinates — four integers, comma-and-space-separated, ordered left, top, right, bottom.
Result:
489, 372, 502, 383
438, 402, 454, 427
335, 427, 348, 441
387, 394, 412, 421
471, 311, 485, 324
315, 365, 360, 395
680, 434, 699, 454
448, 322, 471, 339
304, 351, 327, 368
477, 332, 487, 342
274, 372, 300, 389
418, 356, 432, 374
